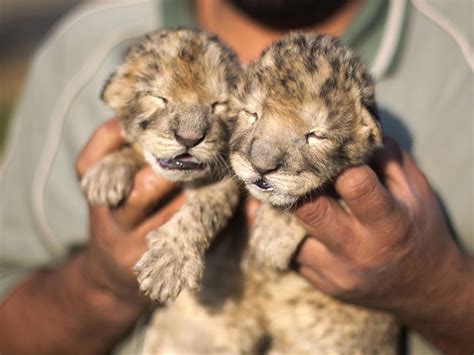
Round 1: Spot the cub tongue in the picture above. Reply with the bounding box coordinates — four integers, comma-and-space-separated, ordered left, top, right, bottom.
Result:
176, 154, 199, 163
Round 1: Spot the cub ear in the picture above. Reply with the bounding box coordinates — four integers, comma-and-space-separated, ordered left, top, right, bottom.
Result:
357, 98, 383, 147
100, 66, 135, 115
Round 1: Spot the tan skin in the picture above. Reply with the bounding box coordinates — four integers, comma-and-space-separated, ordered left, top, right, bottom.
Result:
0, 1, 473, 354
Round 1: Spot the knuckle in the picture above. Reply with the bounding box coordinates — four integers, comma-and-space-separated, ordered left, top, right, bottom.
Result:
126, 170, 158, 205
333, 275, 364, 297
353, 255, 380, 273
95, 120, 117, 140
337, 233, 359, 254
75, 156, 87, 176
134, 169, 159, 193
340, 167, 378, 202
339, 277, 359, 292
297, 197, 331, 229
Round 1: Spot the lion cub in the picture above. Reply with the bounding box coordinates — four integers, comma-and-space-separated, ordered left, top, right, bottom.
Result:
229, 33, 398, 353
81, 29, 241, 302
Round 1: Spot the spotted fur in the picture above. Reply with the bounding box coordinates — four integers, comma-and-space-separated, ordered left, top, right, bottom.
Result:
143, 33, 398, 354
227, 33, 398, 353
83, 30, 397, 353
81, 29, 241, 303
231, 33, 382, 207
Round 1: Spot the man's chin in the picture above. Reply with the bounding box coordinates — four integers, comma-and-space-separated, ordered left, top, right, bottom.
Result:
228, 0, 349, 29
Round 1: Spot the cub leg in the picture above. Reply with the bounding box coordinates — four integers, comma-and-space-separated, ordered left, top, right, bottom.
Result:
250, 203, 307, 271
134, 177, 240, 303
143, 290, 265, 355
262, 273, 398, 355
80, 144, 145, 207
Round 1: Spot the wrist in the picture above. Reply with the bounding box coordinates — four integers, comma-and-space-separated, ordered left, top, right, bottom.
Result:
71, 249, 148, 314
0, 253, 148, 355
60, 252, 147, 331
390, 239, 474, 351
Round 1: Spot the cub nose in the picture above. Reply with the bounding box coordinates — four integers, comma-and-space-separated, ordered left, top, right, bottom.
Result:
175, 131, 205, 148
249, 139, 284, 176
253, 163, 281, 176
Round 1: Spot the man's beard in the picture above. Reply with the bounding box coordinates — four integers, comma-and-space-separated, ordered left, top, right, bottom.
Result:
228, 0, 349, 29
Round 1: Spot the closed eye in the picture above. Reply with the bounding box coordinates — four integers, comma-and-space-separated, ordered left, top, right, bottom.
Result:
139, 95, 168, 118
211, 101, 228, 115
305, 131, 329, 143
150, 95, 168, 107
239, 110, 258, 125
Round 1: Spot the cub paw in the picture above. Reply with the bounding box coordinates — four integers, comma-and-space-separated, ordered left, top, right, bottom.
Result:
81, 156, 135, 207
249, 225, 293, 271
134, 230, 204, 303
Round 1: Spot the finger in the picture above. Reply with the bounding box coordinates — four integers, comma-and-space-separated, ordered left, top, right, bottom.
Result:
295, 237, 329, 268
135, 193, 186, 237
399, 149, 434, 198
111, 167, 178, 230
88, 205, 120, 245
297, 264, 335, 296
242, 197, 260, 227
108, 195, 183, 269
76, 118, 125, 178
335, 165, 398, 226
372, 137, 411, 196
295, 194, 353, 252
373, 140, 422, 206
373, 136, 403, 170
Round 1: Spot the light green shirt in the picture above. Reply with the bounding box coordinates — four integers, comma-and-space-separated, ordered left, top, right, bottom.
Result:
1, 1, 472, 354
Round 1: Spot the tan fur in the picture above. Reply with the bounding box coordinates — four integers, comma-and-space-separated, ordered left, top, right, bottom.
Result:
227, 33, 398, 353
144, 221, 397, 354
81, 29, 241, 303
141, 33, 397, 354
231, 33, 382, 207
84, 30, 398, 353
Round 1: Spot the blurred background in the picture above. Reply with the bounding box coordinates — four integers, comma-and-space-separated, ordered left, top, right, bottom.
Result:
0, 0, 84, 151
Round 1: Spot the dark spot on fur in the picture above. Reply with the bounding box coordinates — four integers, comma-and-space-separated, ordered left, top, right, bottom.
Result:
139, 120, 150, 130
304, 53, 317, 72
320, 76, 337, 98
332, 141, 351, 167
137, 43, 146, 52
287, 297, 299, 305
368, 132, 376, 144
179, 47, 195, 62
329, 56, 341, 73
100, 70, 117, 101
148, 62, 159, 72
362, 98, 380, 121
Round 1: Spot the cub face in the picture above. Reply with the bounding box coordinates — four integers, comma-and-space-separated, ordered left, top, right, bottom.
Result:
102, 29, 241, 181
230, 33, 382, 206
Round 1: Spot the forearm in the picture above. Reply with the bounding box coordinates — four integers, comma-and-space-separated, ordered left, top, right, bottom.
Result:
393, 242, 474, 354
0, 252, 146, 355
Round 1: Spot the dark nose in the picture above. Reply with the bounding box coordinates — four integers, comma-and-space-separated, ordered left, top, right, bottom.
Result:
249, 139, 284, 176
174, 131, 205, 148
253, 163, 281, 176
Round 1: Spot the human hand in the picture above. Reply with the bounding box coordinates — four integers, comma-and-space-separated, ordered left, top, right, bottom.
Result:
294, 138, 474, 351
75, 118, 185, 305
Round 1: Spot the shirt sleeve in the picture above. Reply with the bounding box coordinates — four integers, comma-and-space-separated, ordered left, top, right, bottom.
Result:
0, 1, 159, 300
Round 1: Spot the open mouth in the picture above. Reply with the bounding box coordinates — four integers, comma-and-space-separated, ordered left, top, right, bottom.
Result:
252, 178, 273, 192
158, 153, 205, 171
